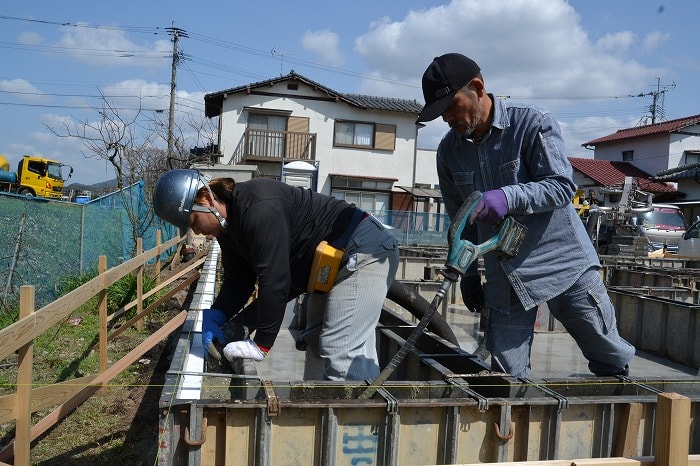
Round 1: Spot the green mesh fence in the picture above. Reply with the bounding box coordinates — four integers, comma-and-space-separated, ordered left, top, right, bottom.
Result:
0, 182, 178, 307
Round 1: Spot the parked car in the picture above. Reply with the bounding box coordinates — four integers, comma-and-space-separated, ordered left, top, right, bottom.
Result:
676, 219, 700, 257
632, 204, 687, 252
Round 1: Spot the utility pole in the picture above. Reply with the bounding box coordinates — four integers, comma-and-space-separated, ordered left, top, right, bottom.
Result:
166, 27, 187, 168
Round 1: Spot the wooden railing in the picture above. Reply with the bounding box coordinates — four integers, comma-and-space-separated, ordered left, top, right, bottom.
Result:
0, 232, 201, 465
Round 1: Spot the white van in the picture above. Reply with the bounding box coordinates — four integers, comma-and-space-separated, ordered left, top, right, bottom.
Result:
632, 204, 687, 252
677, 219, 700, 257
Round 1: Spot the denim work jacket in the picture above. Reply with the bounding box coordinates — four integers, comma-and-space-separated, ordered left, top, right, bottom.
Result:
436, 95, 600, 311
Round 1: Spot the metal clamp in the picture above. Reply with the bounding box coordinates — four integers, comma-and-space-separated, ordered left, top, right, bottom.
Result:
523, 378, 569, 412
374, 385, 399, 413
262, 380, 280, 416
445, 377, 489, 412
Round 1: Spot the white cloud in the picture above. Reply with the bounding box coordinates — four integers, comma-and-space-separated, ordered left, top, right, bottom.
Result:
301, 29, 344, 66
56, 23, 171, 68
595, 31, 636, 54
353, 0, 664, 151
642, 31, 671, 52
17, 31, 43, 45
0, 78, 49, 103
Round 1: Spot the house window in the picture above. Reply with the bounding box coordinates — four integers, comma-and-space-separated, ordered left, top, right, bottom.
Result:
622, 150, 634, 161
332, 190, 390, 216
685, 151, 700, 165
333, 121, 397, 151
334, 121, 374, 148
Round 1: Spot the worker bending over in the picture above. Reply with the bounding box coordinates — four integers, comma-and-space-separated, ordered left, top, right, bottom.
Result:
153, 171, 398, 381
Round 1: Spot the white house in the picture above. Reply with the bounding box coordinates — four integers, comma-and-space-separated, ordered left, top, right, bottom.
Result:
203, 71, 444, 223
581, 114, 700, 219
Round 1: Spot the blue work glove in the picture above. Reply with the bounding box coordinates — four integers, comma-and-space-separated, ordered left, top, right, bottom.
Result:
223, 339, 268, 362
202, 308, 228, 355
476, 189, 508, 225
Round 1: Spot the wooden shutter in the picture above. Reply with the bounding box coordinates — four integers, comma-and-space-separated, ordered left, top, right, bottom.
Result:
285, 116, 310, 159
374, 124, 396, 151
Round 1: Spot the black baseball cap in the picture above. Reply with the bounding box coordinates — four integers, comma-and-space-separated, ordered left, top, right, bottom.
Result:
416, 53, 481, 123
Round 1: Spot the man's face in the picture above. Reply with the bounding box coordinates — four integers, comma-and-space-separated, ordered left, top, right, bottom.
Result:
440, 84, 481, 136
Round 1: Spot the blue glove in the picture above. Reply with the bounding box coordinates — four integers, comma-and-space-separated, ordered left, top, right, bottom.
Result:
202, 308, 228, 352
476, 189, 508, 225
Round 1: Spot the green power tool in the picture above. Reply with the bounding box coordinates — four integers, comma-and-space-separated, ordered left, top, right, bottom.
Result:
358, 190, 528, 400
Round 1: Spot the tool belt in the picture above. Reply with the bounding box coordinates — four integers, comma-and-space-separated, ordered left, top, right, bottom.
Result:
307, 208, 369, 293
307, 241, 345, 293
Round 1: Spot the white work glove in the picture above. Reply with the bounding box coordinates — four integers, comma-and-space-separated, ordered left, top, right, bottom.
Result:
223, 339, 267, 362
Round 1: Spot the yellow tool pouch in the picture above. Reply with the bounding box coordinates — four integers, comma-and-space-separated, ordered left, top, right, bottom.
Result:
307, 241, 345, 293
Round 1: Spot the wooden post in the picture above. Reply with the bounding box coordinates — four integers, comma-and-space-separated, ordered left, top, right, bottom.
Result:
654, 392, 691, 466
16, 285, 34, 466
136, 238, 143, 332
98, 256, 108, 374
156, 229, 162, 285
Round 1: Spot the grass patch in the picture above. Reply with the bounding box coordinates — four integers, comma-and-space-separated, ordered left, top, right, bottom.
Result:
0, 265, 181, 464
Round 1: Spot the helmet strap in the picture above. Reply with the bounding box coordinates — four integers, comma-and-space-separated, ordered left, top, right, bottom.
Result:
198, 175, 228, 229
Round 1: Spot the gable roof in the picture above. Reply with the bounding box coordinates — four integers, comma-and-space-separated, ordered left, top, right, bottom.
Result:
204, 71, 423, 118
569, 157, 675, 193
581, 114, 700, 147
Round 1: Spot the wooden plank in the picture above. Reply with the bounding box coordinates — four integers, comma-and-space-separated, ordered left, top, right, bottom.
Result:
107, 271, 199, 343
0, 375, 97, 424
0, 310, 188, 463
613, 402, 643, 456
654, 392, 691, 466
107, 255, 204, 323
447, 454, 700, 466
0, 235, 183, 361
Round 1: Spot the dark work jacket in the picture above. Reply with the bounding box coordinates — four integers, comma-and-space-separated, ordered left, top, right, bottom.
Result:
212, 177, 359, 348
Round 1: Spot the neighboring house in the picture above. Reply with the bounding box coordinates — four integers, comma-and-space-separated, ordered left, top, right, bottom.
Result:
569, 157, 676, 205
581, 114, 700, 177
581, 113, 700, 218
203, 71, 444, 223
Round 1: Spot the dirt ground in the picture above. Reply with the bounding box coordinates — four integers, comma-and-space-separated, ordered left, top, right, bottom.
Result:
30, 274, 196, 466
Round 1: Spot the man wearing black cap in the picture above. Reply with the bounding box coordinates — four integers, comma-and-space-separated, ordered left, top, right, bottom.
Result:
418, 53, 635, 379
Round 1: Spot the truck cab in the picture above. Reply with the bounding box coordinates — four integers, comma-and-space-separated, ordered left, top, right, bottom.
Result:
16, 155, 73, 199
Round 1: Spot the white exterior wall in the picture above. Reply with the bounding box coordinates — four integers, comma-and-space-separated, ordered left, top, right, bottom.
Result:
670, 125, 700, 167
216, 81, 419, 197
594, 135, 670, 176
414, 148, 440, 187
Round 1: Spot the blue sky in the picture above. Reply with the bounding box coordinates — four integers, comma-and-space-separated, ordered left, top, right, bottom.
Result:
1, 0, 697, 184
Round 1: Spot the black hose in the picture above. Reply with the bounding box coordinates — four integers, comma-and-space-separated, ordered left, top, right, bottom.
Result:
386, 280, 459, 345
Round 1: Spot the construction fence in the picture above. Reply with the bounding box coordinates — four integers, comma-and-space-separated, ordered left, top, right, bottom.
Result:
0, 182, 178, 307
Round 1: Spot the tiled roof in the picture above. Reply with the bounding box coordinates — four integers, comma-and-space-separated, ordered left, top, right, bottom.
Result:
204, 71, 422, 117
342, 93, 423, 113
569, 157, 675, 193
581, 114, 700, 146
654, 162, 700, 182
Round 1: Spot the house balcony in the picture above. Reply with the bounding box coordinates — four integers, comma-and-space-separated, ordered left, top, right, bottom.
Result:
235, 128, 317, 165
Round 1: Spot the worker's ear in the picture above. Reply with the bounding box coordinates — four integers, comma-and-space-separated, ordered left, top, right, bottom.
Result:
469, 77, 485, 95
202, 189, 216, 206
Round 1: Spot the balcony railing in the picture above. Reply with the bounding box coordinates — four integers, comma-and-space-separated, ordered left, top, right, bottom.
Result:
237, 128, 316, 164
